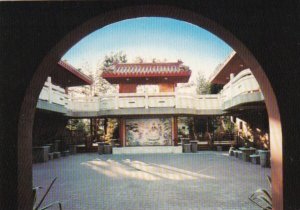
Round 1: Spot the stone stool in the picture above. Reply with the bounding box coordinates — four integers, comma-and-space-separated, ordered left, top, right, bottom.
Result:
190, 141, 198, 153
48, 153, 54, 160
258, 150, 270, 167
242, 152, 251, 162
98, 142, 105, 155
104, 144, 112, 154
233, 150, 239, 158
229, 147, 235, 156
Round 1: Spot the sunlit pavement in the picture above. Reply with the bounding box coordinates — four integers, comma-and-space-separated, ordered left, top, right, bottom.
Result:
33, 151, 270, 210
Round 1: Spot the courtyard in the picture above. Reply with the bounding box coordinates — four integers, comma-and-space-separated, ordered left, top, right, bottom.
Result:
33, 151, 270, 210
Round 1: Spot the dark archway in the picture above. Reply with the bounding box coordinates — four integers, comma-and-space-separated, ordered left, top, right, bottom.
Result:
2, 3, 294, 210
20, 6, 283, 209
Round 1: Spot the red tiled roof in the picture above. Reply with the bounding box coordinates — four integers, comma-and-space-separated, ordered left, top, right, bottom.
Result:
58, 60, 93, 85
50, 60, 93, 88
102, 61, 191, 84
102, 61, 191, 77
208, 52, 247, 85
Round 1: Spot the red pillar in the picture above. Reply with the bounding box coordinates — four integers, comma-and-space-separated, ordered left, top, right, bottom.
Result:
119, 118, 125, 147
90, 118, 93, 139
173, 117, 178, 146
94, 118, 99, 141
104, 118, 108, 135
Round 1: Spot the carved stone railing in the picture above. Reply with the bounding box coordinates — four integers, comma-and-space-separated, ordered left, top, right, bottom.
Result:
38, 69, 263, 114
39, 80, 69, 107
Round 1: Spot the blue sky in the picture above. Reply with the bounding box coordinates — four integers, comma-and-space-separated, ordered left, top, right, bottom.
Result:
62, 17, 233, 81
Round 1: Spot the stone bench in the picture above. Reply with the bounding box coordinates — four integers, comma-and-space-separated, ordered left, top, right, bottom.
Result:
216, 145, 223, 151
62, 150, 70, 157
53, 152, 61, 159
76, 144, 86, 153
239, 147, 257, 162
250, 154, 260, 164
68, 145, 77, 155
237, 151, 243, 159
233, 150, 240, 158
213, 141, 235, 151
44, 143, 54, 153
32, 146, 50, 163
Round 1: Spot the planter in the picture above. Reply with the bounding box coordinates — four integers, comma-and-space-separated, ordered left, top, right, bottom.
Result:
183, 144, 191, 153
98, 142, 105, 155
190, 141, 198, 153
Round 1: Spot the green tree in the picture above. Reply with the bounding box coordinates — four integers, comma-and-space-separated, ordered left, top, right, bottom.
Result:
196, 72, 211, 94
104, 118, 118, 144
94, 51, 128, 95
210, 84, 223, 94
102, 51, 127, 67
66, 119, 89, 133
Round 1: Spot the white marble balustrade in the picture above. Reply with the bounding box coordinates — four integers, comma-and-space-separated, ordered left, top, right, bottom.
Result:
38, 69, 263, 113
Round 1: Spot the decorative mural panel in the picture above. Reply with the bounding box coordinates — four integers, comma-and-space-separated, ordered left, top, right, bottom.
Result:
126, 118, 172, 146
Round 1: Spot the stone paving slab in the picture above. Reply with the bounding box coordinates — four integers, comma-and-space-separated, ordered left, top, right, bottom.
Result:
33, 151, 270, 210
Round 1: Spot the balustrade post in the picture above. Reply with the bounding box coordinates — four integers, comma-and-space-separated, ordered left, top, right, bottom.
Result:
145, 93, 149, 109
174, 92, 178, 108
202, 95, 206, 110
115, 95, 119, 109
229, 73, 234, 106
47, 76, 52, 103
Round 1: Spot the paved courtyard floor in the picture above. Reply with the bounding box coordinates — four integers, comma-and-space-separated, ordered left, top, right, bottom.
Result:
33, 151, 271, 210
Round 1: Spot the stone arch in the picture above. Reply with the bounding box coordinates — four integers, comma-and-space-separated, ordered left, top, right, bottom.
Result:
19, 5, 282, 210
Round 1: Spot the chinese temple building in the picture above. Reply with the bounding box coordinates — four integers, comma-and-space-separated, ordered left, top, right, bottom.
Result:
102, 61, 191, 147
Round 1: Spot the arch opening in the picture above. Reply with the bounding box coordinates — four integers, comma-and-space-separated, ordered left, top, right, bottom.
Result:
19, 5, 282, 210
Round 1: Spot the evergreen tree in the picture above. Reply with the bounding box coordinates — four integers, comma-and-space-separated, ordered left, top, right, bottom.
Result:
196, 72, 211, 94
93, 51, 128, 95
